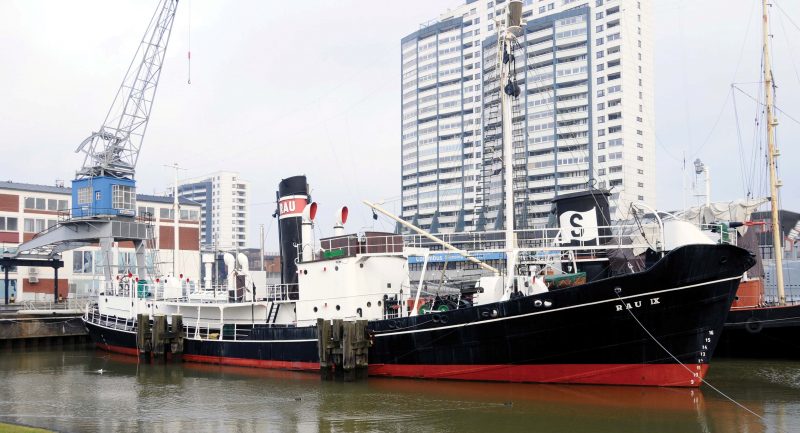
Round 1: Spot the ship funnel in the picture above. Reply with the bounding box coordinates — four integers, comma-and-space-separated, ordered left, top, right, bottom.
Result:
333, 206, 348, 236
550, 189, 611, 247
301, 202, 317, 262
276, 175, 310, 288
550, 189, 612, 281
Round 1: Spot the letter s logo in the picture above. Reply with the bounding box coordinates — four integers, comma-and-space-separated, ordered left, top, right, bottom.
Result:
560, 208, 599, 243
569, 212, 585, 238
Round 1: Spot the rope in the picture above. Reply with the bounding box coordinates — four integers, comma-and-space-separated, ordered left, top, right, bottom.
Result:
613, 290, 765, 422
186, 0, 192, 84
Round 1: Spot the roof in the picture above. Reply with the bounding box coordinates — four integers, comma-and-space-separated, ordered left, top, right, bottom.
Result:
0, 180, 200, 207
0, 180, 71, 195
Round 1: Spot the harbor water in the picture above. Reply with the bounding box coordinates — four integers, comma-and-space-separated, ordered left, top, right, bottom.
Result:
0, 347, 798, 433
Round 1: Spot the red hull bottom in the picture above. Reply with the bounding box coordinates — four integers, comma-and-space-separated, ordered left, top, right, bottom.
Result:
182, 354, 318, 372
367, 363, 709, 387
95, 343, 706, 387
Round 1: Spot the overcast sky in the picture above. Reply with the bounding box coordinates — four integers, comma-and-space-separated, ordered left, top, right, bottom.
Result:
1, 0, 799, 250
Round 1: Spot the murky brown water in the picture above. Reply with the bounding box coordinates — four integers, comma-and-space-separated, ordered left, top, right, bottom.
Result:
0, 348, 798, 432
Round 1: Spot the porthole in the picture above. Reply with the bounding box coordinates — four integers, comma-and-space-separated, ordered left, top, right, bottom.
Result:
335, 266, 339, 271
313, 307, 318, 313
303, 270, 308, 275
367, 301, 372, 308
359, 263, 364, 268
377, 301, 382, 307
336, 305, 341, 311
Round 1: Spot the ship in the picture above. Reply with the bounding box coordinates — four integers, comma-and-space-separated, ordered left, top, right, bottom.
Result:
83, 1, 756, 386
84, 175, 755, 387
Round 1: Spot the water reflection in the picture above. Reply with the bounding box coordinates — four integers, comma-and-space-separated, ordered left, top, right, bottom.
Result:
0, 348, 797, 433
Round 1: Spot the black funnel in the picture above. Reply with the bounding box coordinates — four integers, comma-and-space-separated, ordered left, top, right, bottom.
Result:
276, 176, 310, 288
550, 189, 612, 281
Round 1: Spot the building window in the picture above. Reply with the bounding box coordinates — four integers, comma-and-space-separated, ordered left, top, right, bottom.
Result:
0, 217, 18, 232
597, 77, 605, 85
598, 155, 606, 163
637, 156, 644, 161
598, 141, 606, 149
597, 64, 604, 72
638, 195, 645, 201
24, 197, 46, 210
597, 103, 605, 110
73, 251, 93, 274
598, 168, 606, 175
638, 182, 644, 188
78, 187, 91, 205
637, 169, 644, 174
112, 185, 136, 211
137, 206, 155, 217
23, 218, 45, 233
118, 252, 135, 275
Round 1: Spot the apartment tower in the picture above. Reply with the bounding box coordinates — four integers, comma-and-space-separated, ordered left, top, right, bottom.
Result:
401, 0, 655, 231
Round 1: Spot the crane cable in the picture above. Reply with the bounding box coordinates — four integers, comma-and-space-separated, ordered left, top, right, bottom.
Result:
187, 0, 192, 84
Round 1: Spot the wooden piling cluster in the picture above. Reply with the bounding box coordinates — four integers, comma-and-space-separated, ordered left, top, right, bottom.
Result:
317, 319, 370, 381
136, 313, 184, 363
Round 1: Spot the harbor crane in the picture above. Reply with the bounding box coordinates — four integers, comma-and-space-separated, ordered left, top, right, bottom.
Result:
6, 0, 180, 292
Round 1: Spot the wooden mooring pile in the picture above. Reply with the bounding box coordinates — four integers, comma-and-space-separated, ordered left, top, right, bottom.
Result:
317, 318, 370, 381
136, 313, 184, 363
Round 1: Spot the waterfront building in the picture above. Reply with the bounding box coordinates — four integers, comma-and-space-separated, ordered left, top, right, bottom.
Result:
175, 171, 249, 250
0, 181, 202, 301
401, 0, 655, 231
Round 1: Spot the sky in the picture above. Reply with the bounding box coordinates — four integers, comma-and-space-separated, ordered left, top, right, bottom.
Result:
1, 0, 799, 251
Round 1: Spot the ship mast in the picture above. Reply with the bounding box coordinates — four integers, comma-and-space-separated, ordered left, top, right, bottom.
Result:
762, 0, 785, 305
499, 1, 523, 291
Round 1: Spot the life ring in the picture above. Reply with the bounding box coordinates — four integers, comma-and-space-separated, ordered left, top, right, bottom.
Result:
745, 317, 763, 334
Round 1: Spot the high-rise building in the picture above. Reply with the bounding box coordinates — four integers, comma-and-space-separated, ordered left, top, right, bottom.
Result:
176, 171, 249, 249
401, 0, 655, 232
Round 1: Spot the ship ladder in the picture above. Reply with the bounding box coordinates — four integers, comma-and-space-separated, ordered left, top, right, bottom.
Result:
266, 302, 280, 325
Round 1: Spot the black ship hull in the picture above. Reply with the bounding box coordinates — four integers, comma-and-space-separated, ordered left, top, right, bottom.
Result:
716, 304, 800, 359
84, 244, 754, 387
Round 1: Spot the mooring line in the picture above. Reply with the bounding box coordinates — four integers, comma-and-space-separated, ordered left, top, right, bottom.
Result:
613, 290, 766, 423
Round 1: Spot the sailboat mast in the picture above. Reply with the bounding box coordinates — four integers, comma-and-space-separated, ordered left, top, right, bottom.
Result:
762, 0, 785, 305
